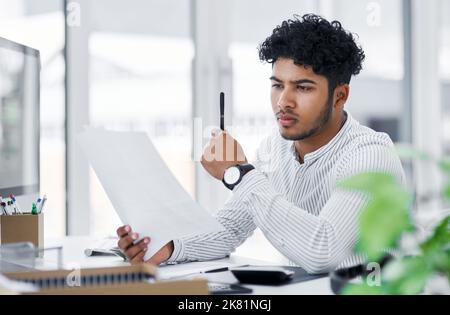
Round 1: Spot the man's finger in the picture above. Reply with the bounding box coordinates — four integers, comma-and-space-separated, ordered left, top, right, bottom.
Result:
125, 245, 144, 261
116, 225, 131, 238
211, 128, 222, 137
125, 237, 150, 260
202, 143, 216, 162
117, 232, 139, 251
130, 250, 146, 265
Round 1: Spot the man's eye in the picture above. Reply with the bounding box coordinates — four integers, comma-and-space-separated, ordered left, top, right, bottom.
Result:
297, 86, 312, 92
272, 84, 282, 89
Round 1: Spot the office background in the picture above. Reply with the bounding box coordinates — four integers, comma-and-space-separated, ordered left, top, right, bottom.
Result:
0, 0, 448, 264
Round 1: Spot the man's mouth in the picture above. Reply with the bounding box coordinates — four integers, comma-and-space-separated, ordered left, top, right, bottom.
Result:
277, 114, 297, 127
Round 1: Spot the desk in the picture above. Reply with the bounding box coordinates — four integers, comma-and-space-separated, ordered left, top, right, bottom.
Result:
37, 236, 332, 295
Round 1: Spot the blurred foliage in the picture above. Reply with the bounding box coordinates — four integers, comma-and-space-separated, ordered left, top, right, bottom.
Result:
440, 158, 450, 203
439, 158, 450, 173
339, 173, 413, 262
339, 148, 450, 295
394, 145, 430, 161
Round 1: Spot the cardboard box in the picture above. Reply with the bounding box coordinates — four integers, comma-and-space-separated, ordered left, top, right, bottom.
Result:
0, 213, 44, 249
4, 264, 209, 295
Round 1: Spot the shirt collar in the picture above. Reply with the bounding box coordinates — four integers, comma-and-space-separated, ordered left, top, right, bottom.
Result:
289, 111, 354, 164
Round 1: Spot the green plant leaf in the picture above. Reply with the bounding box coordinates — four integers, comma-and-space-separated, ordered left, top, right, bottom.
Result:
444, 184, 450, 202
356, 195, 413, 261
341, 282, 383, 295
439, 158, 450, 173
414, 217, 449, 284
340, 154, 450, 295
421, 216, 450, 252
382, 257, 431, 295
428, 250, 450, 276
340, 172, 413, 261
439, 157, 450, 202
442, 249, 450, 280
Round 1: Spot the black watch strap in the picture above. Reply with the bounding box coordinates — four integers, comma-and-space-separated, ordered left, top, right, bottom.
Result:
222, 164, 255, 190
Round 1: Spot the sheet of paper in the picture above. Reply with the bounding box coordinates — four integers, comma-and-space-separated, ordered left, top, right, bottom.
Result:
77, 128, 225, 260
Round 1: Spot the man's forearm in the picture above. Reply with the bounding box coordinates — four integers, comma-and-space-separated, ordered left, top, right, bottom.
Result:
166, 197, 257, 263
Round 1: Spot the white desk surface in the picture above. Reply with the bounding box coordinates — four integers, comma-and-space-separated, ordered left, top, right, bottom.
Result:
37, 236, 332, 295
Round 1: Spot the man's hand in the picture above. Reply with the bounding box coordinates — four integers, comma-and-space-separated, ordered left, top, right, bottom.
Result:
116, 225, 174, 265
201, 130, 247, 180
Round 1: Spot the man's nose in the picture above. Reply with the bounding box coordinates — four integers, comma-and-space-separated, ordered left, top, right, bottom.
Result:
277, 89, 296, 111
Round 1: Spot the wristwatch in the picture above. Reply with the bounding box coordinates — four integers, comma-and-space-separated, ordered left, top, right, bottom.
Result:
222, 164, 255, 190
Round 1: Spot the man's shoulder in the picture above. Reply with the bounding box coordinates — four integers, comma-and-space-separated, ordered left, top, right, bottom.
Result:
335, 117, 405, 182
343, 118, 395, 153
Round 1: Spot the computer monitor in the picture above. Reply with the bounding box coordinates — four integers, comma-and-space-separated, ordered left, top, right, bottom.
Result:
0, 37, 40, 200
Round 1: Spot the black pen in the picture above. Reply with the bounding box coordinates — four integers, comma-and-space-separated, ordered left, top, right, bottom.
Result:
220, 92, 225, 131
163, 264, 251, 281
204, 267, 229, 274
204, 264, 250, 274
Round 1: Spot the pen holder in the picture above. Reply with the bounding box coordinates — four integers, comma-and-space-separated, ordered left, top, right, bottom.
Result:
0, 213, 44, 256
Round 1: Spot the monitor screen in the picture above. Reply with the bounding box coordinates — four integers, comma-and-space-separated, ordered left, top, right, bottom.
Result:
0, 37, 40, 196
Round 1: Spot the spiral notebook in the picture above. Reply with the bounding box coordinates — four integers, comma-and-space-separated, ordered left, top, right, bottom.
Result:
4, 264, 209, 295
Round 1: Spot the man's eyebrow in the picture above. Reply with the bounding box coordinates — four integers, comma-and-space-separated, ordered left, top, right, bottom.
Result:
269, 76, 282, 82
269, 76, 317, 85
292, 79, 317, 85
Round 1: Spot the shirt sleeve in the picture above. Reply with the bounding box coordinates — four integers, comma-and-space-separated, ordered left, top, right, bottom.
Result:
166, 189, 258, 263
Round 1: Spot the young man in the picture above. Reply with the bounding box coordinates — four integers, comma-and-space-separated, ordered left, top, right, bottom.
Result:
116, 14, 405, 273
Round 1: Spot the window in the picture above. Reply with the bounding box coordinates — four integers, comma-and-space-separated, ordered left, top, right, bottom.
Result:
440, 0, 450, 154
87, 0, 193, 236
229, 0, 317, 161
323, 0, 406, 142
0, 0, 66, 238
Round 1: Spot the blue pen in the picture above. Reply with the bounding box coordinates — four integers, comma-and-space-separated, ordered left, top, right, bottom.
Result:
10, 194, 22, 214
36, 197, 42, 212
38, 195, 47, 213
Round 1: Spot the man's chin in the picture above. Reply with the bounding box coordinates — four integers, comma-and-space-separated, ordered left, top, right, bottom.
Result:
279, 128, 306, 141
280, 129, 299, 140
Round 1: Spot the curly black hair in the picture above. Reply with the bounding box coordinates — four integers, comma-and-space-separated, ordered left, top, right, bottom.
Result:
258, 14, 365, 93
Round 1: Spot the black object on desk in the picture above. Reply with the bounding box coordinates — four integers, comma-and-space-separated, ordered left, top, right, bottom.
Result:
330, 254, 393, 294
230, 265, 327, 286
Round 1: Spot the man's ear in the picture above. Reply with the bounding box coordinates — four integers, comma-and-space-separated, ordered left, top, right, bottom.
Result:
333, 84, 349, 108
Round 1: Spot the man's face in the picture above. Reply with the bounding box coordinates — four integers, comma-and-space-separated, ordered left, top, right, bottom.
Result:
271, 58, 333, 141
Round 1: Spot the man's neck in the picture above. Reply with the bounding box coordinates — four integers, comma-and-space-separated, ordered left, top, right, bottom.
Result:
294, 111, 347, 163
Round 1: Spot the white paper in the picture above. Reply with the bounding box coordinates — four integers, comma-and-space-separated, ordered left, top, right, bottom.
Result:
77, 128, 225, 260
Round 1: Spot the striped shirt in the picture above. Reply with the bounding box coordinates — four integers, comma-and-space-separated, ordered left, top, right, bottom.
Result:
167, 111, 405, 273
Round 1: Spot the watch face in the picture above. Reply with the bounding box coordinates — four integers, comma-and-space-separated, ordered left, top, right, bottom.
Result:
224, 166, 241, 185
